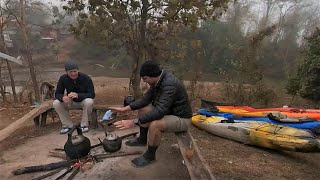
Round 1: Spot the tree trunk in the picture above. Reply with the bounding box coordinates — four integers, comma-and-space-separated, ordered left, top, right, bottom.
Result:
0, 61, 7, 102
5, 60, 17, 103
129, 0, 149, 99
20, 0, 40, 101
130, 57, 142, 98
0, 23, 18, 103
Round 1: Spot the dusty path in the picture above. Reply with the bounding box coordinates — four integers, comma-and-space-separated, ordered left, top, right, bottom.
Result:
0, 124, 189, 180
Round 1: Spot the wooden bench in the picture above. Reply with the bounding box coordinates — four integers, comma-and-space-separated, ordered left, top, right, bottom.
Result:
32, 102, 116, 128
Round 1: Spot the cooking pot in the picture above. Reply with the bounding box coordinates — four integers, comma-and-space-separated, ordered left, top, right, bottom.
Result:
64, 124, 91, 159
102, 132, 138, 153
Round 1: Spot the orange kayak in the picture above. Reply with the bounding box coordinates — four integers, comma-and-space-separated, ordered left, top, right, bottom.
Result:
217, 106, 320, 120
217, 106, 320, 113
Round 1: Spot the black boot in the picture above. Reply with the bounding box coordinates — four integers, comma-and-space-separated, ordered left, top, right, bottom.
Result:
131, 145, 158, 167
142, 145, 158, 160
125, 127, 148, 146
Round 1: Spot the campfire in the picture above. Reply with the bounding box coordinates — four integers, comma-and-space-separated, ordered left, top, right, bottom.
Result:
12, 122, 142, 179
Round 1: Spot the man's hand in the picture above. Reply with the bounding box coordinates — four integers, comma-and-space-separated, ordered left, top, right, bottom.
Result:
68, 92, 78, 99
114, 119, 135, 129
62, 96, 71, 103
109, 106, 131, 112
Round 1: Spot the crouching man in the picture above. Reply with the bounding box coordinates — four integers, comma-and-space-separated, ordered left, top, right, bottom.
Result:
110, 60, 192, 167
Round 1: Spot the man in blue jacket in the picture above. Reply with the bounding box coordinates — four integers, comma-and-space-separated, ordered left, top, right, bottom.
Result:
111, 60, 192, 167
53, 61, 95, 134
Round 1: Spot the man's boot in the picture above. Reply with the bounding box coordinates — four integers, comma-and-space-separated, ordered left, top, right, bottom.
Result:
131, 145, 158, 167
125, 127, 148, 146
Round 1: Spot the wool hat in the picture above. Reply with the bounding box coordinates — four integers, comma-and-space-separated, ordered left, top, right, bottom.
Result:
140, 61, 162, 77
64, 61, 79, 71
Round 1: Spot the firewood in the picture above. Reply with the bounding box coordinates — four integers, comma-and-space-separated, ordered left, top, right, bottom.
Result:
12, 160, 76, 175
93, 150, 143, 159
31, 168, 65, 180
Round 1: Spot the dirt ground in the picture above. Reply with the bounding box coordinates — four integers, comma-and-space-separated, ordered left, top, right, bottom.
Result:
1, 76, 320, 180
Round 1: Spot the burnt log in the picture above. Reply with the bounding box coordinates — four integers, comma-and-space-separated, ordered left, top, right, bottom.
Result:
12, 160, 76, 175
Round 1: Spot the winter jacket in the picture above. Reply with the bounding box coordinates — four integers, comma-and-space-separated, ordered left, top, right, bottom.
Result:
130, 70, 192, 124
55, 72, 95, 102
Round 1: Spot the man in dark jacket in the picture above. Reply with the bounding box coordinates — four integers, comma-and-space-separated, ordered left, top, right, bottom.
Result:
110, 61, 192, 167
53, 61, 95, 134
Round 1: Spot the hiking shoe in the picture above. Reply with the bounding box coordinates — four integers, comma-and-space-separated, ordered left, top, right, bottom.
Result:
60, 127, 71, 134
125, 138, 147, 146
131, 155, 155, 168
81, 126, 89, 133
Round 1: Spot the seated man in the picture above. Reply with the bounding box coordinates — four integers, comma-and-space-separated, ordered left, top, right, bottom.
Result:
53, 61, 95, 134
110, 60, 192, 167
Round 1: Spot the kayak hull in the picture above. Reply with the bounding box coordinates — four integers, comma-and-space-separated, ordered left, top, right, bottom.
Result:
192, 115, 320, 152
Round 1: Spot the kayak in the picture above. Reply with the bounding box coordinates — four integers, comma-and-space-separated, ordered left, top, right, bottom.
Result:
216, 105, 320, 113
217, 107, 282, 117
192, 115, 320, 152
197, 109, 320, 133
217, 106, 320, 120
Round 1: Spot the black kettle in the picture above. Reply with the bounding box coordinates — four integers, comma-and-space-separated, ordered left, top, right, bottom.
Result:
64, 124, 91, 160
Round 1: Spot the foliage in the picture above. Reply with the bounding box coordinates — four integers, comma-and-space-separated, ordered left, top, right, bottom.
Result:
221, 82, 277, 107
70, 41, 108, 61
285, 76, 301, 96
287, 28, 320, 104
62, 0, 231, 97
220, 25, 277, 106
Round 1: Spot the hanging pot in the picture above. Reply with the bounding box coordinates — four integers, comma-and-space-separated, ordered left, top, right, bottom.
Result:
102, 132, 138, 153
64, 124, 91, 159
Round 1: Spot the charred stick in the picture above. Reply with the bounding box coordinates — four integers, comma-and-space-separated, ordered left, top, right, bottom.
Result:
12, 160, 76, 175
93, 150, 143, 159
54, 166, 73, 180
66, 166, 80, 180
53, 148, 65, 151
31, 167, 65, 180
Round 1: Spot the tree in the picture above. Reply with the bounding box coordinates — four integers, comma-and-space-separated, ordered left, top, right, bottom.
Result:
0, 0, 52, 102
19, 0, 40, 101
0, 4, 18, 103
63, 0, 230, 97
286, 28, 320, 105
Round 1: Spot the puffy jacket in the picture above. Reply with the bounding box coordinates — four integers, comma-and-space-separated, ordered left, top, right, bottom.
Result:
55, 72, 95, 102
130, 70, 192, 124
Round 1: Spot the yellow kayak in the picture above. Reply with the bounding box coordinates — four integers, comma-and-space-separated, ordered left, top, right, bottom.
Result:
192, 115, 320, 152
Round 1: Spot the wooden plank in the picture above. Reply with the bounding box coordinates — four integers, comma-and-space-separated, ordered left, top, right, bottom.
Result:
175, 131, 215, 180
93, 104, 118, 110
0, 101, 118, 141
0, 52, 23, 65
0, 100, 54, 142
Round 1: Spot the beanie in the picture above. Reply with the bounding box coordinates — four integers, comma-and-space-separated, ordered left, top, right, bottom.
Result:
65, 61, 79, 71
140, 61, 162, 77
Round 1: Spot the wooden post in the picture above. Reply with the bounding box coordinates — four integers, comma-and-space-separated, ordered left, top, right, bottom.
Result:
33, 116, 40, 126
91, 109, 98, 129
40, 111, 48, 127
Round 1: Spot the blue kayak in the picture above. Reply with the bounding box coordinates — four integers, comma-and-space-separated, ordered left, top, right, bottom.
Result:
197, 109, 320, 130
197, 109, 234, 118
